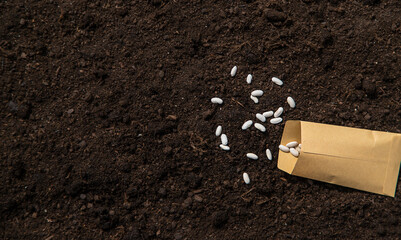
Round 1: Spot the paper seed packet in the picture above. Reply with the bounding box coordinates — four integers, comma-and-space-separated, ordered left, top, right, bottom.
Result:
278, 120, 401, 197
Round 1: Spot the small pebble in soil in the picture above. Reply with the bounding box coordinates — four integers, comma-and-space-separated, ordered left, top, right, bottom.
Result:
250, 95, 259, 103
263, 111, 273, 118
290, 147, 299, 157
243, 172, 250, 184
256, 113, 266, 122
287, 96, 296, 108
270, 117, 283, 124
215, 125, 222, 136
286, 141, 298, 148
254, 123, 266, 132
242, 120, 253, 130
266, 149, 272, 160
279, 145, 290, 153
221, 134, 228, 145
246, 153, 258, 160
246, 74, 252, 84
231, 66, 237, 77
211, 97, 223, 104
274, 107, 284, 118
272, 77, 283, 86
219, 144, 230, 151
251, 90, 263, 97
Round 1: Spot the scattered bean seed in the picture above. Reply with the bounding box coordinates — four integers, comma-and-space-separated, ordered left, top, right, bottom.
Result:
263, 111, 273, 118
256, 113, 266, 122
286, 141, 298, 148
266, 149, 272, 160
220, 144, 230, 151
215, 125, 222, 137
299, 144, 302, 149
250, 95, 259, 103
221, 134, 228, 145
270, 117, 283, 124
290, 147, 299, 157
279, 145, 290, 153
242, 120, 253, 130
247, 74, 252, 84
251, 90, 263, 97
274, 107, 283, 117
287, 96, 296, 108
211, 97, 223, 104
231, 66, 237, 77
246, 153, 258, 160
272, 77, 283, 86
243, 172, 250, 184
296, 146, 301, 152
254, 123, 266, 132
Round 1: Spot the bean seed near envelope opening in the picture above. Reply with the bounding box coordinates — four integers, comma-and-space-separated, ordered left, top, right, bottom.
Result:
279, 145, 290, 153
286, 141, 298, 148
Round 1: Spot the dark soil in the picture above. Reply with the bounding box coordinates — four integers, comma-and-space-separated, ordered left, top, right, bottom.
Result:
1, 0, 401, 239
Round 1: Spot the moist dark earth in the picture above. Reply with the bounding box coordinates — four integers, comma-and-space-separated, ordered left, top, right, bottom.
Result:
1, 0, 401, 239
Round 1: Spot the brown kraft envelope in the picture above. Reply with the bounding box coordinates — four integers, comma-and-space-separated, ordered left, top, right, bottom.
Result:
278, 120, 401, 197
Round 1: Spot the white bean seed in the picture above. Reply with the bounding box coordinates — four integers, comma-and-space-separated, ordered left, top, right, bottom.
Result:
274, 107, 283, 117
296, 146, 301, 152
290, 147, 299, 157
272, 77, 283, 86
242, 120, 253, 130
254, 123, 266, 132
279, 145, 290, 153
266, 149, 272, 161
270, 117, 283, 124
263, 111, 274, 118
215, 125, 222, 137
221, 134, 228, 145
246, 74, 252, 84
287, 96, 296, 108
256, 113, 266, 122
251, 90, 264, 97
243, 172, 250, 184
250, 95, 259, 103
219, 144, 230, 151
231, 66, 237, 77
246, 153, 258, 160
211, 97, 223, 104
299, 144, 302, 149
286, 141, 298, 148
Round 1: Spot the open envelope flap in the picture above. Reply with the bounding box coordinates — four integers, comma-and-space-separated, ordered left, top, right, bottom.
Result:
277, 120, 301, 174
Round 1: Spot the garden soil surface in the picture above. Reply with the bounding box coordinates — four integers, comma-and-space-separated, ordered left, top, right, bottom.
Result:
1, 0, 401, 239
